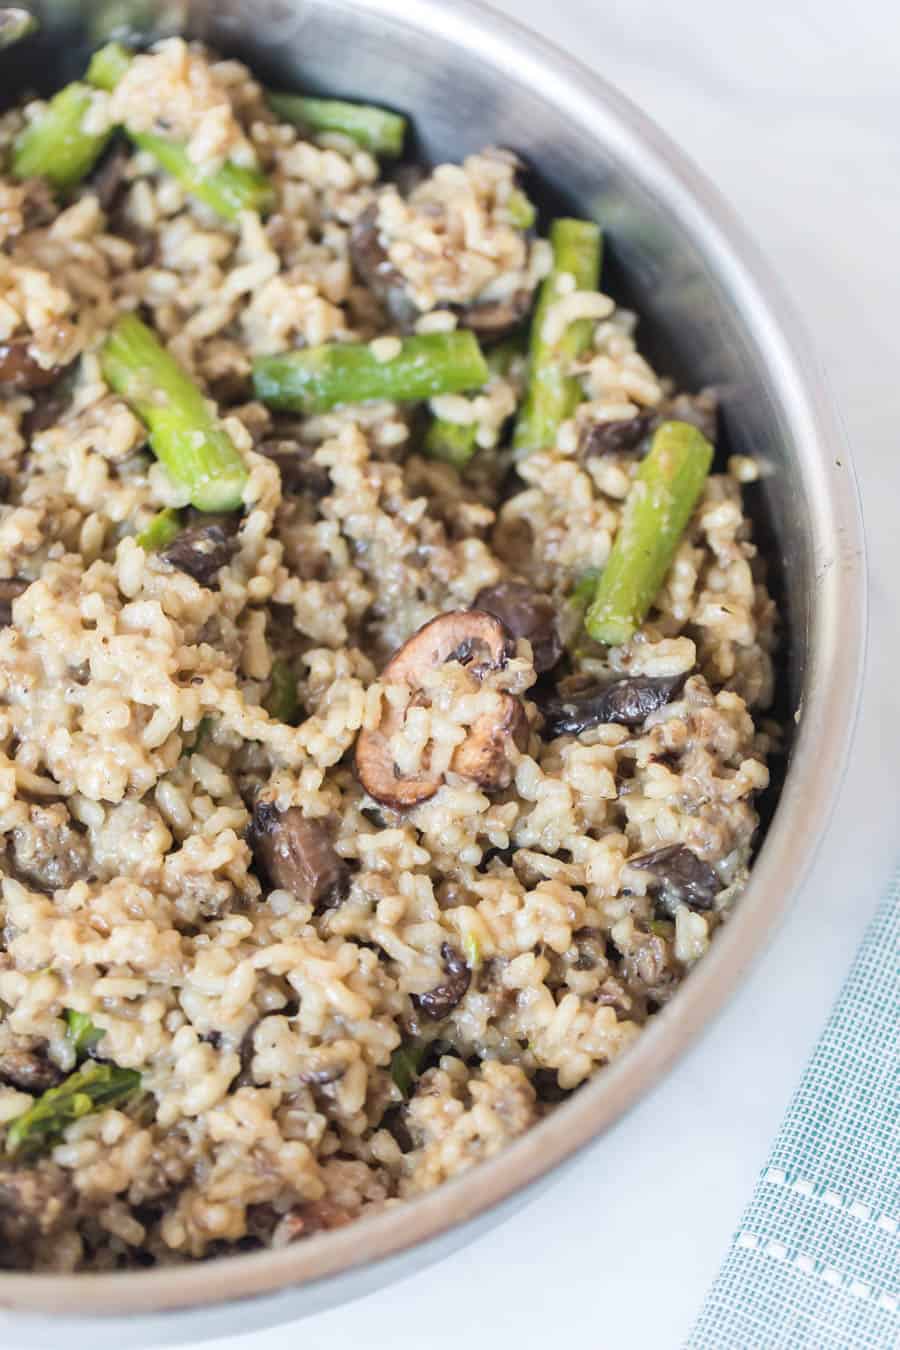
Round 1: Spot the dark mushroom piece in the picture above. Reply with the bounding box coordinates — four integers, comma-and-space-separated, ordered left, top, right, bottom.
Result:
349, 203, 420, 331
474, 580, 562, 674
350, 202, 537, 342
355, 610, 527, 808
159, 522, 237, 589
537, 672, 688, 738
0, 577, 28, 628
249, 801, 350, 913
257, 437, 332, 498
413, 943, 471, 1021
578, 390, 718, 463
0, 473, 9, 502
0, 1047, 63, 1094
0, 336, 64, 392
628, 844, 720, 913
88, 139, 132, 215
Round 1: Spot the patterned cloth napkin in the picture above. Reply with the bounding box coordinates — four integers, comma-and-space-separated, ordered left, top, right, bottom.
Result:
688, 873, 899, 1349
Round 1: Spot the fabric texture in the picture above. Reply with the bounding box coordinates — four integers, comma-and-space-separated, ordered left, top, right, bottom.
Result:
688, 875, 899, 1349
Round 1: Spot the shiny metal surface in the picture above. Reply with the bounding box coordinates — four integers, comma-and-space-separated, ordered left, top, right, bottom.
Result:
0, 0, 866, 1341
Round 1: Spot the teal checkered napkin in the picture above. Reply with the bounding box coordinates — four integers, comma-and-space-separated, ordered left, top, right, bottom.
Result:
688, 874, 899, 1349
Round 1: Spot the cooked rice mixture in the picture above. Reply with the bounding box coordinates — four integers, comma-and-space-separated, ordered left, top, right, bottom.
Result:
0, 40, 777, 1270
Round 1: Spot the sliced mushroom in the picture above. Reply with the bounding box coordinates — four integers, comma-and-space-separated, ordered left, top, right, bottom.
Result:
356, 610, 525, 808
537, 672, 688, 737
578, 410, 657, 460
0, 577, 27, 628
629, 844, 720, 912
258, 438, 332, 498
89, 140, 132, 215
160, 522, 237, 589
460, 289, 533, 339
249, 801, 350, 913
474, 581, 562, 674
0, 473, 9, 502
413, 943, 471, 1020
0, 1047, 63, 1094
350, 202, 536, 341
0, 337, 64, 392
349, 203, 420, 331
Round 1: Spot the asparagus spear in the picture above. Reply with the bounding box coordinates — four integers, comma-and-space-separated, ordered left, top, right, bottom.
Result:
65, 1010, 104, 1058
101, 314, 248, 512
136, 507, 182, 552
506, 187, 536, 231
86, 42, 274, 220
253, 332, 490, 415
390, 1038, 428, 1098
423, 334, 527, 468
129, 131, 274, 221
11, 82, 112, 188
264, 659, 301, 725
585, 421, 713, 646
84, 39, 133, 92
267, 91, 407, 158
513, 218, 602, 457
5, 1061, 141, 1158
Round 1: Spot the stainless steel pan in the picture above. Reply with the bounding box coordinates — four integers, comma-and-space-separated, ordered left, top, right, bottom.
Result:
0, 1, 866, 1342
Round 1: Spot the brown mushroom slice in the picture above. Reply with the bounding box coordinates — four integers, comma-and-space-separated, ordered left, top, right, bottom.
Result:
349, 204, 420, 331
629, 844, 720, 912
249, 802, 350, 913
0, 1047, 63, 1094
451, 693, 528, 790
412, 943, 471, 1021
160, 522, 237, 590
381, 610, 513, 687
0, 336, 64, 392
356, 610, 520, 808
459, 288, 533, 339
474, 581, 562, 674
537, 672, 688, 737
0, 578, 28, 628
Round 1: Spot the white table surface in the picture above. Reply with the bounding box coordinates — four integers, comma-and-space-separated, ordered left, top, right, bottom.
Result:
12, 3, 900, 1347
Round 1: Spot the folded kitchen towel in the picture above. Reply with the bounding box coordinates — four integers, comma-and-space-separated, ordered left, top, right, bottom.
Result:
687, 872, 899, 1349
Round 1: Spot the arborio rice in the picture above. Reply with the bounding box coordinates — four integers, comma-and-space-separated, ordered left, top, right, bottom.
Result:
0, 39, 777, 1270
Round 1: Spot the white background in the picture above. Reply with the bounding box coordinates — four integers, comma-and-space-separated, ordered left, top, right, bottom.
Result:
11, 2, 900, 1347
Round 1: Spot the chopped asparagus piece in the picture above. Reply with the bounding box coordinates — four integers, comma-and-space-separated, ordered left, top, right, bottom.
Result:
136, 507, 182, 552
390, 1039, 428, 1099
85, 40, 133, 91
423, 417, 478, 469
267, 91, 407, 158
506, 187, 536, 231
101, 314, 248, 513
422, 333, 527, 468
85, 43, 274, 219
65, 1010, 103, 1058
513, 218, 602, 457
265, 659, 301, 725
585, 421, 713, 646
253, 332, 490, 415
129, 132, 274, 220
463, 933, 482, 971
5, 1061, 141, 1157
11, 83, 111, 189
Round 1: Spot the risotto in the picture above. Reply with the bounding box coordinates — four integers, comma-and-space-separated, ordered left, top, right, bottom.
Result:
0, 38, 777, 1270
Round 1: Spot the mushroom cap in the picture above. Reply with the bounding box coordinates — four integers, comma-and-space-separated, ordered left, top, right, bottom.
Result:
356, 610, 524, 808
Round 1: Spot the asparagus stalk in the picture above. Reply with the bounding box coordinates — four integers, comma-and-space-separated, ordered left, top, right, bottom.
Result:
102, 314, 248, 512
11, 83, 112, 188
390, 1038, 428, 1098
85, 39, 133, 91
264, 659, 301, 725
423, 333, 526, 468
85, 42, 274, 220
267, 91, 407, 158
585, 421, 713, 646
5, 1061, 141, 1157
65, 1010, 104, 1058
253, 332, 490, 415
506, 187, 536, 231
136, 507, 182, 552
513, 218, 602, 457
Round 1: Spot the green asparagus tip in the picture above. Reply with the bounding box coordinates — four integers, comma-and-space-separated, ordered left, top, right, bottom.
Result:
11, 82, 110, 189
264, 659, 301, 725
102, 313, 248, 513
5, 1061, 141, 1158
65, 1009, 104, 1059
267, 91, 407, 158
86, 40, 134, 92
423, 417, 479, 470
136, 507, 182, 552
585, 420, 713, 647
253, 331, 490, 416
390, 1039, 428, 1099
